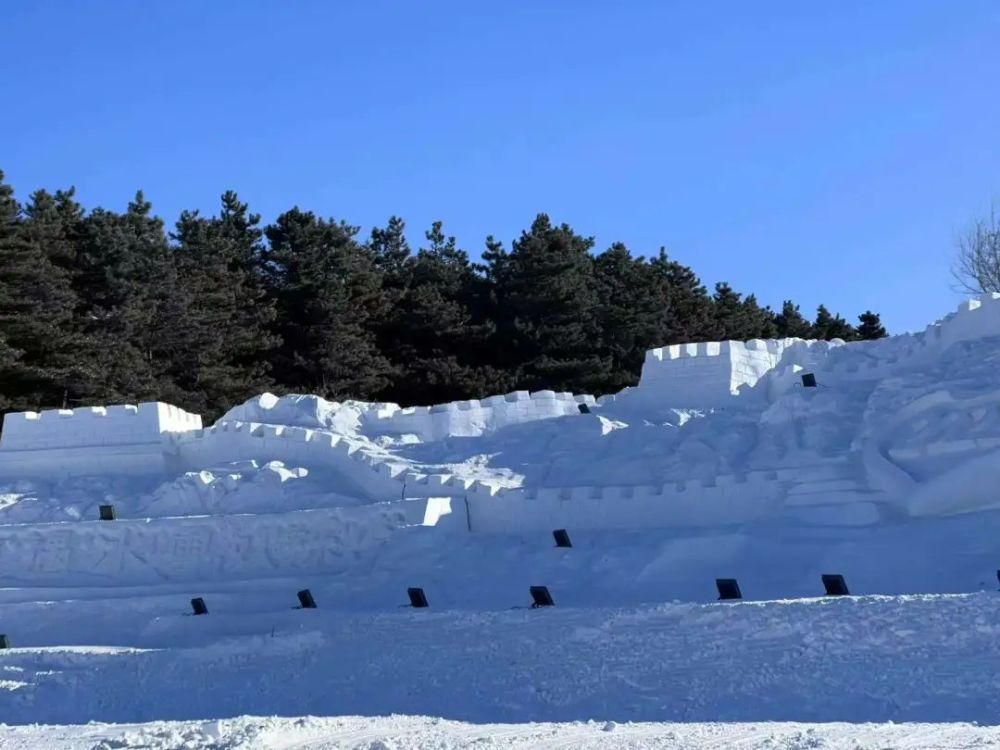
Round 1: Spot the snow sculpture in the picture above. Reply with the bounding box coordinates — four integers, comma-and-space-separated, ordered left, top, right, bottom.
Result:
0, 402, 202, 478
637, 338, 841, 407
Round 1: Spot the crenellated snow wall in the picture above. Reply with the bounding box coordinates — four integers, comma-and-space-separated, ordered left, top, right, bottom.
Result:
2, 295, 1000, 536
0, 402, 202, 479
368, 390, 596, 440
637, 338, 829, 406
633, 294, 1000, 408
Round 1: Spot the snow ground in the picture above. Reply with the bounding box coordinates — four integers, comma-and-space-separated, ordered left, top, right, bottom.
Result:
4, 715, 1000, 750
3, 594, 1000, 728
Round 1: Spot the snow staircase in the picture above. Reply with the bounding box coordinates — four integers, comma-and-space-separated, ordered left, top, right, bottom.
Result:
778, 459, 891, 525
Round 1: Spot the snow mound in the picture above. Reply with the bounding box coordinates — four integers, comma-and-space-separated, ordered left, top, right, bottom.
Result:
219, 392, 375, 434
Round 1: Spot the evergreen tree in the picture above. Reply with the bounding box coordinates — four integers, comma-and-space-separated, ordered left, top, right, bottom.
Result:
812, 304, 857, 341
484, 214, 609, 392
264, 208, 391, 398
383, 222, 498, 403
0, 175, 83, 410
710, 283, 779, 340
593, 243, 671, 390
366, 216, 413, 394
0, 332, 18, 411
646, 249, 716, 344
73, 193, 185, 405
171, 192, 278, 416
856, 310, 887, 340
0, 172, 24, 409
711, 282, 745, 339
775, 300, 813, 338
367, 215, 412, 285
27, 187, 84, 270
0, 169, 898, 412
740, 294, 778, 339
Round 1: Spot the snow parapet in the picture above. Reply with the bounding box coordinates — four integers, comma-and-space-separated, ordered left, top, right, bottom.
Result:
368, 389, 596, 441
638, 339, 838, 406
0, 402, 203, 479
637, 294, 1000, 407
0, 402, 202, 451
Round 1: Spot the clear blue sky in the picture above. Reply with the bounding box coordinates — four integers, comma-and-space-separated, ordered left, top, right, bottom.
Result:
3, 1, 998, 333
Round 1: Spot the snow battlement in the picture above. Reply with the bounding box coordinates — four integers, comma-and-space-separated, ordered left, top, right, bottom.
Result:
638, 337, 836, 406
637, 295, 1000, 407
2, 294, 1000, 491
369, 389, 596, 440
0, 402, 202, 452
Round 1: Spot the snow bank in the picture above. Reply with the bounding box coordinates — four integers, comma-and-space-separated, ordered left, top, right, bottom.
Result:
4, 593, 1000, 725
5, 715, 998, 749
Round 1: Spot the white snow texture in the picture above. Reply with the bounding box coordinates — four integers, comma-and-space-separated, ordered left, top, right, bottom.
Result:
3, 295, 1000, 748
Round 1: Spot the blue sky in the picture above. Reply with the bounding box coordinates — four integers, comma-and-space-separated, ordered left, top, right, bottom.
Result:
3, 1, 998, 333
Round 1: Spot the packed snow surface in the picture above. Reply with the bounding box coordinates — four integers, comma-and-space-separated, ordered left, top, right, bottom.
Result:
4, 296, 1000, 747
4, 716, 1000, 749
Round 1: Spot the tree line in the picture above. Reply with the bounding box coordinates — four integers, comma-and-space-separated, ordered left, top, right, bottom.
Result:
0, 170, 886, 420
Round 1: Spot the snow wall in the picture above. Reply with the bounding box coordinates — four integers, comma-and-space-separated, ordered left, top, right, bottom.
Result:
1, 294, 1000, 534
638, 339, 810, 407
0, 500, 443, 586
368, 390, 596, 441
0, 402, 202, 478
636, 294, 1000, 407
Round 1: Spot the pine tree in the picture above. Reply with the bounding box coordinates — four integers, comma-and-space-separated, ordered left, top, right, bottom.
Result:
264, 208, 391, 398
367, 215, 412, 286
72, 193, 184, 405
0, 331, 18, 411
593, 243, 671, 390
711, 282, 745, 340
741, 294, 778, 339
0, 169, 900, 411
383, 222, 499, 403
0, 175, 83, 410
812, 304, 857, 341
171, 192, 279, 416
22, 188, 93, 403
484, 214, 609, 393
775, 300, 813, 338
646, 249, 716, 344
366, 216, 413, 395
27, 187, 84, 270
856, 310, 887, 340
0, 172, 24, 409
